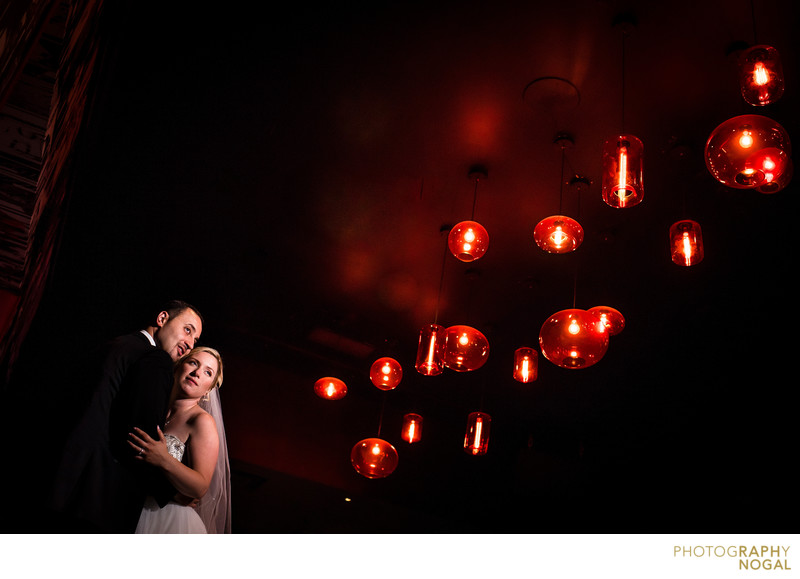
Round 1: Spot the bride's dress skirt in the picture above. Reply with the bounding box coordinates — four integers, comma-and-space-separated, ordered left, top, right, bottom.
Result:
135, 496, 207, 534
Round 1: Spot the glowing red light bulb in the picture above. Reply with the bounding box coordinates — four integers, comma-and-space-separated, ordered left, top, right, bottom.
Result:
415, 324, 445, 375
539, 309, 609, 369
602, 135, 643, 208
448, 220, 489, 262
463, 412, 491, 456
669, 220, 704, 267
513, 347, 538, 383
401, 413, 423, 443
350, 438, 399, 478
313, 377, 347, 400
369, 357, 403, 390
739, 45, 784, 106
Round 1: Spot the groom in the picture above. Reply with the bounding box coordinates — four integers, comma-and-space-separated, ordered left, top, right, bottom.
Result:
50, 299, 204, 532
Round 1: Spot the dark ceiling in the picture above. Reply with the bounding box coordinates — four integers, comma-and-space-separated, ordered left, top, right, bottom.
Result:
5, 0, 798, 533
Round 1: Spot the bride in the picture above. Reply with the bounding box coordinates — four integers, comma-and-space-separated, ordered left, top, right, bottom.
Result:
128, 346, 230, 533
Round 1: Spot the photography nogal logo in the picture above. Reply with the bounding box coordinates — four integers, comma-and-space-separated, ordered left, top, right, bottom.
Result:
674, 545, 792, 571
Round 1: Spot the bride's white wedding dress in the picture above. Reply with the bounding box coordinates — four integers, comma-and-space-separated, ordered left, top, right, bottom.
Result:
134, 434, 207, 534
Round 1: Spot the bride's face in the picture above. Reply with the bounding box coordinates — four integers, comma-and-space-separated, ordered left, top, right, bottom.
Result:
176, 350, 219, 399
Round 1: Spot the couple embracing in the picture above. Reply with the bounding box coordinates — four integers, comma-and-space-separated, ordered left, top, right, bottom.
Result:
51, 300, 230, 534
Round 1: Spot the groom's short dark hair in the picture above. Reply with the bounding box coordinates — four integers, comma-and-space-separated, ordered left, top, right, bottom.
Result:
158, 299, 204, 327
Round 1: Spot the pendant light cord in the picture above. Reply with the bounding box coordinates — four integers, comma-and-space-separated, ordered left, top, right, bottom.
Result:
558, 145, 566, 214
433, 235, 449, 324
470, 176, 479, 220
376, 391, 387, 437
750, 0, 758, 44
621, 28, 627, 133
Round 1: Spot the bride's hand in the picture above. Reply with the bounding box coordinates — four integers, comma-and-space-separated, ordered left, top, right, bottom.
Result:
128, 426, 170, 467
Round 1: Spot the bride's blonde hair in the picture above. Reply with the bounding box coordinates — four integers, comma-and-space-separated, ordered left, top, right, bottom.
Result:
175, 346, 224, 391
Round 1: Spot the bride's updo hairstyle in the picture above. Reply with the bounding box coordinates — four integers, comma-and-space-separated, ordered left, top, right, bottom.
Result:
175, 346, 224, 392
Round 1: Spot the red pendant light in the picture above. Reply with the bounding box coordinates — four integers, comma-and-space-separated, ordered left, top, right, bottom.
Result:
442, 324, 490, 372
602, 15, 644, 208
369, 357, 403, 390
739, 45, 784, 106
533, 215, 584, 253
539, 308, 609, 369
350, 438, 399, 479
534, 133, 585, 253
513, 347, 538, 383
415, 323, 445, 375
669, 220, 704, 266
463, 412, 491, 456
401, 413, 423, 444
448, 220, 489, 262
602, 135, 644, 208
448, 166, 489, 263
705, 114, 791, 189
313, 377, 347, 400
587, 306, 625, 336
757, 157, 793, 194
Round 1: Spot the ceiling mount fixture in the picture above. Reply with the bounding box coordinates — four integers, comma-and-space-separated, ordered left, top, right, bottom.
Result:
522, 76, 581, 116
448, 166, 489, 263
602, 12, 644, 208
533, 132, 584, 253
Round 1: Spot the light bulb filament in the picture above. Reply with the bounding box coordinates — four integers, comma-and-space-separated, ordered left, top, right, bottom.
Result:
473, 417, 483, 450
753, 62, 769, 86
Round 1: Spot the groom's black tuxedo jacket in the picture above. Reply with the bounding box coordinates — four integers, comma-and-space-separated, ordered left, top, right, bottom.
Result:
51, 331, 177, 532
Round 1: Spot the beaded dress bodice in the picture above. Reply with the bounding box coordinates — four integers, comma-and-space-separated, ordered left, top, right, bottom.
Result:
165, 434, 185, 461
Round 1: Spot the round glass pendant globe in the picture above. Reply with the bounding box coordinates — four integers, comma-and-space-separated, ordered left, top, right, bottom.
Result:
350, 438, 399, 479
313, 377, 347, 400
369, 357, 403, 390
587, 306, 625, 336
442, 325, 490, 372
705, 115, 791, 189
448, 220, 489, 262
539, 309, 609, 369
533, 215, 584, 253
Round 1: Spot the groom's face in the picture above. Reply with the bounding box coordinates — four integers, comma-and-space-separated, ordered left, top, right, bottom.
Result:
155, 308, 203, 361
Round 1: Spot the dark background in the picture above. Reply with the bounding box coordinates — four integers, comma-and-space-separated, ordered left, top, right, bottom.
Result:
3, 0, 797, 533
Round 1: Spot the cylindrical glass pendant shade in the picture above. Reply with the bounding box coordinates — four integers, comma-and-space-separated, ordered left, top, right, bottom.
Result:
739, 45, 784, 106
351, 438, 399, 479
415, 324, 445, 376
539, 309, 609, 369
533, 215, 584, 253
401, 413, 423, 443
313, 377, 347, 400
705, 115, 791, 189
670, 220, 704, 266
448, 220, 489, 262
513, 347, 538, 383
587, 306, 625, 336
602, 134, 644, 208
442, 325, 490, 372
369, 357, 403, 390
464, 412, 491, 456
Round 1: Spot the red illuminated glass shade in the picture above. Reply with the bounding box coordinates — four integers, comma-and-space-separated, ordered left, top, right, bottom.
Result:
513, 347, 538, 383
670, 220, 704, 267
533, 215, 583, 253
602, 134, 644, 208
369, 357, 403, 391
350, 438, 399, 479
464, 412, 491, 456
539, 309, 609, 369
448, 220, 489, 262
739, 45, 784, 106
758, 157, 793, 194
401, 413, 423, 443
587, 306, 625, 336
442, 325, 490, 372
705, 115, 791, 189
415, 324, 445, 376
313, 377, 347, 400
